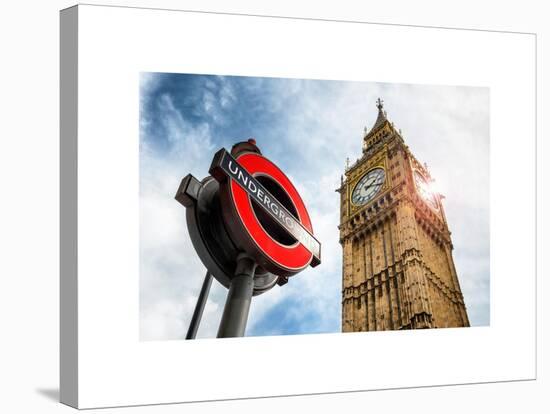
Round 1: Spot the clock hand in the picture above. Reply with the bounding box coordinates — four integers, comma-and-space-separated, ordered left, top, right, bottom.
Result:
363, 179, 383, 190
359, 181, 383, 197
363, 177, 376, 187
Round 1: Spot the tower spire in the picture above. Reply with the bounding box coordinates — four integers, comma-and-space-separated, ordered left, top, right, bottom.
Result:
370, 97, 388, 131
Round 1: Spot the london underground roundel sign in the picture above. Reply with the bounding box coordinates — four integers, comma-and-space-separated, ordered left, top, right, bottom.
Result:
209, 148, 321, 277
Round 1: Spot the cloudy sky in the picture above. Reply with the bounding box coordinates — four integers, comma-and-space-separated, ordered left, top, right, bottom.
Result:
139, 72, 490, 340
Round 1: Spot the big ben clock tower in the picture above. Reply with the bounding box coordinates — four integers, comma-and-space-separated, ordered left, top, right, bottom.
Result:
338, 99, 469, 331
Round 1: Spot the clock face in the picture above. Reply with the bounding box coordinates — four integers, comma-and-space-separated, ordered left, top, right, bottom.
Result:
351, 168, 385, 206
413, 170, 438, 209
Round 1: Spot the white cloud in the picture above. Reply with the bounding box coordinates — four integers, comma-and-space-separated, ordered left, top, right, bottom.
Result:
139, 92, 224, 340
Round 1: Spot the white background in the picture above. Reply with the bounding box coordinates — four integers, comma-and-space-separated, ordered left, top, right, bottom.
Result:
0, 0, 547, 413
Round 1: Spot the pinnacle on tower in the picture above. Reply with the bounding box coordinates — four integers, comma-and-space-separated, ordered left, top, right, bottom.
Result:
371, 97, 388, 131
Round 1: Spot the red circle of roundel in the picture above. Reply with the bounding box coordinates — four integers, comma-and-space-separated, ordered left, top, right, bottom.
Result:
230, 152, 314, 272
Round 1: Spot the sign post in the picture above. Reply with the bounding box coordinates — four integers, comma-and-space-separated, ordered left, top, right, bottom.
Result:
176, 139, 321, 338
185, 271, 213, 339
216, 254, 257, 338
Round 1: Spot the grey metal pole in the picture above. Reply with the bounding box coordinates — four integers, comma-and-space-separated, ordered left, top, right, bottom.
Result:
185, 271, 213, 340
217, 254, 257, 338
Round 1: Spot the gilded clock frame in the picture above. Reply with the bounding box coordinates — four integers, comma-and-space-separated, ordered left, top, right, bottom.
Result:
347, 151, 391, 216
